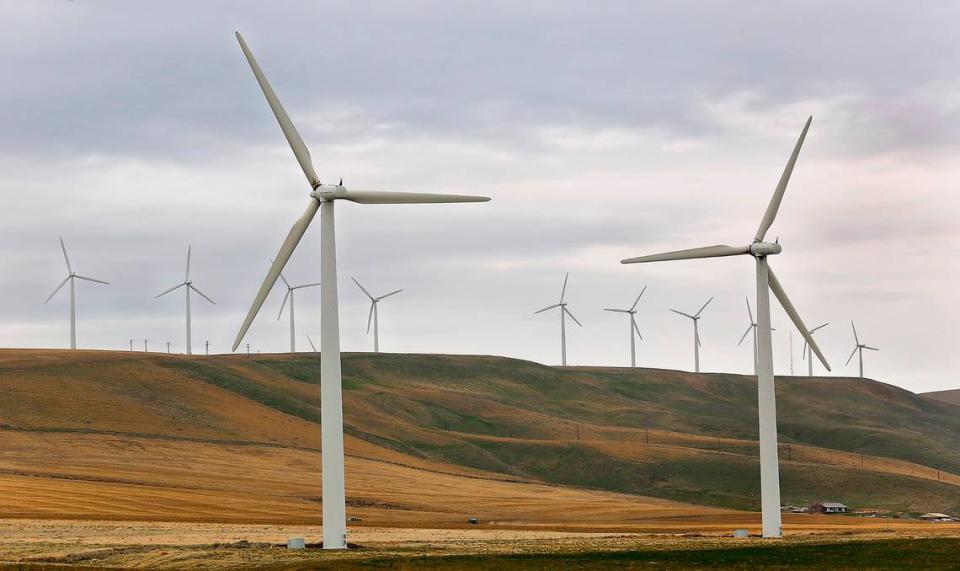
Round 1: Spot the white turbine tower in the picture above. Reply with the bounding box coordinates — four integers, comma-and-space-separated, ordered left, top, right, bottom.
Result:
155, 246, 215, 355
534, 273, 582, 366
669, 297, 712, 373
276, 268, 321, 353
801, 322, 829, 376
621, 116, 830, 538
230, 32, 489, 550
352, 277, 402, 353
603, 287, 646, 368
846, 321, 878, 378
44, 238, 110, 350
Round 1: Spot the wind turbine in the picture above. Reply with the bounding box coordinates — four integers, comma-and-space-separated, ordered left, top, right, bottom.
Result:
846, 321, 878, 378
801, 322, 829, 376
155, 246, 215, 355
230, 31, 489, 550
738, 298, 776, 374
669, 297, 712, 373
621, 116, 830, 538
44, 238, 110, 349
352, 278, 402, 353
534, 273, 582, 366
603, 287, 646, 368
275, 266, 321, 353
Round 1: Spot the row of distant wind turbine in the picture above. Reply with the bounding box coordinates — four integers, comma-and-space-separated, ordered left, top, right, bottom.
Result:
534, 274, 878, 377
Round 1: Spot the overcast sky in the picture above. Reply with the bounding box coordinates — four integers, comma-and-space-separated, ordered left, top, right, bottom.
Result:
1, 1, 957, 392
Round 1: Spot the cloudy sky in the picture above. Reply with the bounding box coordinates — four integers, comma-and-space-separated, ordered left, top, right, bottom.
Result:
1, 1, 957, 392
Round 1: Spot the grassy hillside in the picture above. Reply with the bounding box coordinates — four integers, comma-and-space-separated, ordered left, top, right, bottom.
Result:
0, 349, 959, 521
923, 389, 960, 407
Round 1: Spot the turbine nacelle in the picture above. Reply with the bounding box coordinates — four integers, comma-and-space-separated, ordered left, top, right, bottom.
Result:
312, 183, 347, 201
750, 242, 782, 257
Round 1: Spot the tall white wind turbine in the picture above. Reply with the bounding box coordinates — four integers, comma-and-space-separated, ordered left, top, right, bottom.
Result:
846, 321, 878, 378
230, 32, 489, 550
603, 287, 646, 368
534, 273, 582, 366
669, 297, 712, 373
155, 246, 215, 356
44, 238, 110, 349
352, 277, 402, 353
801, 322, 829, 376
621, 117, 830, 538
275, 267, 321, 353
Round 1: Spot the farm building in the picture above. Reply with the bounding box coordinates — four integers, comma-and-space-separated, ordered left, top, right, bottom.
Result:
919, 513, 955, 522
809, 502, 848, 514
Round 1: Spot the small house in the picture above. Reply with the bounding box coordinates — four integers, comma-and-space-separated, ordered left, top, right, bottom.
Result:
809, 502, 848, 514
919, 513, 955, 522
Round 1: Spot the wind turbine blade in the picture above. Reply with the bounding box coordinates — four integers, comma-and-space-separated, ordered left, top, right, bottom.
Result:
560, 273, 569, 303
366, 302, 375, 333
630, 286, 647, 311
190, 285, 216, 305
622, 245, 750, 264
738, 325, 753, 346
851, 320, 860, 345
339, 191, 490, 204
351, 277, 374, 300
767, 265, 830, 371
801, 340, 807, 360
74, 275, 110, 285
277, 289, 291, 320
864, 346, 880, 351
232, 199, 320, 351
632, 318, 643, 340
755, 116, 812, 242
270, 261, 291, 289
306, 334, 317, 352
745, 297, 754, 324
669, 308, 695, 319
185, 245, 191, 282
845, 346, 858, 366
695, 297, 714, 317
293, 281, 322, 290
811, 322, 830, 333
377, 289, 403, 300
59, 237, 73, 274
604, 308, 629, 313
235, 32, 320, 189
563, 306, 583, 327
155, 282, 186, 298
44, 276, 70, 303
534, 303, 561, 314
696, 328, 702, 348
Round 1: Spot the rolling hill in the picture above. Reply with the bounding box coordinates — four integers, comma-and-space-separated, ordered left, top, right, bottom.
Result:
0, 349, 959, 528
923, 388, 960, 407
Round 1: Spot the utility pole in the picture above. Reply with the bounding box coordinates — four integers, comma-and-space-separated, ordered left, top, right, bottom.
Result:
246, 343, 250, 357
144, 339, 148, 352
166, 342, 171, 354
129, 338, 133, 351
205, 340, 209, 355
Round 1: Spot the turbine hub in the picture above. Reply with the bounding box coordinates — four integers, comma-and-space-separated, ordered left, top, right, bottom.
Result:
312, 183, 346, 201
750, 241, 782, 257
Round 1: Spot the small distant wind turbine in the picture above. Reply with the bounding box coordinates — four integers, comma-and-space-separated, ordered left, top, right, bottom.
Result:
144, 339, 148, 352
352, 277, 403, 353
229, 32, 489, 550
603, 287, 646, 368
534, 273, 582, 366
44, 238, 110, 350
306, 334, 317, 353
801, 322, 829, 376
621, 116, 829, 538
275, 266, 321, 353
738, 298, 776, 374
155, 246, 215, 355
669, 297, 712, 373
846, 321, 878, 378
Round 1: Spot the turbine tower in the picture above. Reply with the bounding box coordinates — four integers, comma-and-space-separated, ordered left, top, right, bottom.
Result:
669, 297, 712, 373
621, 116, 830, 538
738, 298, 776, 374
603, 286, 646, 368
534, 273, 582, 366
230, 32, 489, 550
44, 238, 110, 349
846, 321, 878, 378
275, 267, 321, 353
352, 277, 402, 353
155, 246, 215, 355
801, 322, 829, 376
